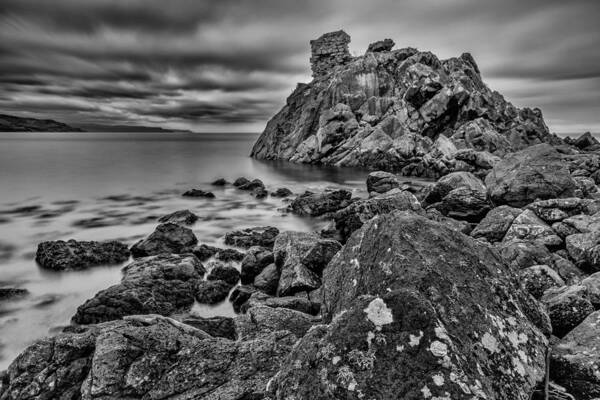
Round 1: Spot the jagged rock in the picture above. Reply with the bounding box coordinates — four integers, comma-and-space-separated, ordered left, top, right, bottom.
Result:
211, 178, 228, 186
526, 198, 600, 223
253, 263, 279, 295
229, 285, 258, 312
366, 171, 399, 195
180, 315, 236, 340
182, 189, 215, 198
158, 209, 199, 225
429, 186, 491, 222
486, 144, 577, 207
290, 189, 353, 217
573, 176, 598, 197
471, 205, 522, 242
35, 239, 129, 271
0, 317, 295, 400
72, 254, 204, 324
541, 285, 594, 338
551, 311, 600, 399
207, 264, 240, 285
195, 280, 233, 304
581, 272, 600, 308
240, 292, 320, 315
234, 306, 317, 340
224, 226, 279, 249
503, 209, 563, 247
572, 131, 600, 151
424, 171, 487, 204
561, 212, 600, 233
366, 38, 395, 53
240, 246, 274, 284
334, 189, 423, 241
130, 223, 198, 258
191, 243, 221, 260
251, 32, 557, 177
269, 210, 552, 398
271, 187, 293, 197
274, 231, 341, 296
566, 231, 600, 272
0, 288, 28, 301
520, 265, 565, 299
215, 248, 245, 262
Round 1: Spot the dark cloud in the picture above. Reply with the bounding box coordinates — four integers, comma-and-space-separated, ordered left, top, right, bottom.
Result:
0, 0, 598, 133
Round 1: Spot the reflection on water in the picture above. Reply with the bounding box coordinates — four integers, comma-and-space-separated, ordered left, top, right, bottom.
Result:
0, 132, 386, 370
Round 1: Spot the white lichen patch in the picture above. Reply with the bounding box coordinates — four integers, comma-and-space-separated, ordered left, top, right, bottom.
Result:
366, 331, 375, 347
337, 365, 358, 392
481, 332, 499, 353
350, 258, 361, 268
434, 324, 450, 342
409, 330, 423, 346
396, 344, 405, 352
432, 373, 445, 386
332, 356, 341, 365
421, 385, 432, 398
512, 357, 526, 376
363, 298, 393, 330
429, 341, 448, 358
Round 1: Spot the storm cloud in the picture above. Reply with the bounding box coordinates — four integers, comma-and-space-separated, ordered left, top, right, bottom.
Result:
1, 0, 598, 133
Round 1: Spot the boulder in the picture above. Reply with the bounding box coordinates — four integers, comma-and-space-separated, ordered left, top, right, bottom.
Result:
240, 246, 274, 284
471, 205, 522, 242
272, 210, 551, 399
233, 177, 250, 187
271, 187, 293, 198
551, 311, 600, 399
290, 189, 353, 217
130, 223, 198, 258
503, 209, 562, 248
0, 316, 295, 400
241, 292, 320, 315
215, 248, 245, 262
206, 264, 240, 285
191, 243, 221, 261
429, 186, 491, 222
195, 280, 233, 304
251, 186, 269, 198
541, 285, 594, 338
237, 179, 265, 191
424, 171, 487, 204
182, 189, 215, 198
211, 177, 228, 186
581, 272, 600, 308
520, 265, 565, 299
561, 211, 600, 234
253, 263, 279, 295
526, 198, 600, 224
158, 209, 199, 225
35, 239, 130, 270
72, 254, 204, 324
565, 231, 600, 272
485, 144, 577, 207
334, 189, 423, 241
365, 171, 399, 195
224, 226, 279, 249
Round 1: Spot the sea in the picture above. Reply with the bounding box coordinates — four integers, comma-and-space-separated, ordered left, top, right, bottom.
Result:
0, 131, 379, 370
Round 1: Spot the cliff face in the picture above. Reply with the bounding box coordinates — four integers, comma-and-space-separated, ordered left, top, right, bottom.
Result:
251, 31, 561, 178
0, 114, 83, 132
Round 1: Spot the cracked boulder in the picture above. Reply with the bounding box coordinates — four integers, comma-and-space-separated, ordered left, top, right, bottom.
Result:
130, 223, 198, 258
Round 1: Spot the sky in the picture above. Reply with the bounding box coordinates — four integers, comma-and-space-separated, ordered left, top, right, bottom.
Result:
0, 0, 599, 133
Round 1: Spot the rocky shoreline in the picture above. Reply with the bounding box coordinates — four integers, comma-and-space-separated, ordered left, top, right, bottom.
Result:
2, 31, 600, 399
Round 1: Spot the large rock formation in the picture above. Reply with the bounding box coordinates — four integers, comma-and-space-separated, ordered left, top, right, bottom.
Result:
251, 31, 560, 178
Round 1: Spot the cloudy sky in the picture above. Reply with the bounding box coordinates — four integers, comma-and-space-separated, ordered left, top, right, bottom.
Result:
1, 0, 598, 133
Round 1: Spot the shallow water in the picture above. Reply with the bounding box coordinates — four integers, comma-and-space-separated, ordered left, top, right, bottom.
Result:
0, 131, 390, 370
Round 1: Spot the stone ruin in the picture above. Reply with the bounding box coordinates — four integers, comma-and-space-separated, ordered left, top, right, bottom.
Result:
309, 30, 351, 78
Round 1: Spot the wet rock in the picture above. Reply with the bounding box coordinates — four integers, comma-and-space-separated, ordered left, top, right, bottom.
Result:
551, 310, 600, 399
207, 264, 240, 285
191, 243, 221, 261
130, 223, 198, 258
233, 177, 250, 187
334, 189, 423, 241
471, 205, 522, 242
229, 285, 258, 312
72, 254, 204, 324
237, 179, 265, 191
271, 187, 293, 197
182, 189, 215, 198
520, 265, 565, 299
424, 171, 487, 204
486, 144, 577, 207
290, 189, 353, 217
241, 292, 320, 315
224, 226, 279, 249
180, 315, 236, 340
235, 306, 317, 340
0, 316, 295, 400
0, 288, 28, 301
158, 209, 199, 225
565, 231, 600, 272
215, 248, 245, 262
541, 285, 594, 338
253, 263, 279, 295
35, 239, 130, 270
275, 232, 341, 296
366, 171, 399, 195
240, 246, 274, 284
503, 209, 563, 248
251, 186, 268, 198
195, 280, 233, 304
211, 178, 228, 186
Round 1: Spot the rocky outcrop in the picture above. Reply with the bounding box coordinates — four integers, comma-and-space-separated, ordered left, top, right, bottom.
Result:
35, 239, 129, 270
251, 31, 560, 177
130, 223, 198, 258
0, 114, 84, 132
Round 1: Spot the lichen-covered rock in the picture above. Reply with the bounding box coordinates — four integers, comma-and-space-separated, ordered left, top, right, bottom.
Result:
485, 144, 577, 207
290, 189, 353, 217
195, 280, 233, 304
520, 265, 565, 299
0, 316, 296, 400
551, 311, 600, 399
253, 263, 279, 295
240, 246, 274, 284
565, 231, 600, 272
561, 211, 600, 234
72, 254, 204, 324
224, 226, 279, 249
240, 292, 320, 315
272, 210, 551, 399
130, 223, 198, 258
526, 198, 600, 224
334, 189, 423, 241
234, 306, 317, 340
503, 209, 563, 248
471, 205, 522, 242
541, 285, 594, 338
158, 209, 199, 225
35, 239, 129, 270
366, 171, 399, 195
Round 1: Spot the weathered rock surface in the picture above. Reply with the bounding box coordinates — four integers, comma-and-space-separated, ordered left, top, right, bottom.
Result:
240, 246, 274, 284
130, 223, 198, 258
551, 311, 600, 399
520, 265, 565, 299
195, 280, 233, 304
290, 189, 353, 216
424, 171, 486, 204
526, 198, 600, 224
206, 264, 240, 285
251, 31, 558, 177
471, 205, 522, 242
270, 211, 550, 399
541, 285, 594, 338
234, 306, 317, 340
429, 186, 491, 222
72, 254, 204, 324
0, 316, 296, 400
485, 144, 577, 207
180, 314, 236, 339
253, 263, 279, 295
241, 292, 320, 315
581, 272, 600, 308
191, 243, 221, 260
566, 231, 600, 272
224, 226, 279, 249
158, 209, 198, 225
503, 209, 563, 247
215, 248, 245, 262
35, 239, 129, 270
366, 171, 399, 194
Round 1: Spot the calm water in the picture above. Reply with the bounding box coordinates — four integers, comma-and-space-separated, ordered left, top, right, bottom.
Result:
0, 132, 377, 370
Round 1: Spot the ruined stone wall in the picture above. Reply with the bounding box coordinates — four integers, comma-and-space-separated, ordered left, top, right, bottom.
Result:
310, 30, 351, 78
